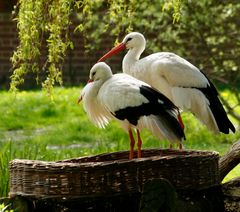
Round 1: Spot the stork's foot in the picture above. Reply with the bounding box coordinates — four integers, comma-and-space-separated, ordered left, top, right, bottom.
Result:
169, 143, 183, 150
178, 143, 183, 150
138, 149, 141, 158
129, 151, 133, 160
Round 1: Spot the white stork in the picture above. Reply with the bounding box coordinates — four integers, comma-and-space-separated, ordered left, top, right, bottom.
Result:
78, 62, 185, 159
98, 32, 235, 134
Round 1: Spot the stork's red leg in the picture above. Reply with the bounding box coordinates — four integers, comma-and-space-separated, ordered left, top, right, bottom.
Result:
178, 143, 183, 150
177, 110, 184, 150
177, 111, 184, 130
137, 129, 142, 158
128, 129, 135, 159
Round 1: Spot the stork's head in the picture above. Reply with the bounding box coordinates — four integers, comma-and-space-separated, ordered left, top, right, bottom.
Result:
122, 32, 146, 50
89, 62, 112, 82
98, 32, 146, 62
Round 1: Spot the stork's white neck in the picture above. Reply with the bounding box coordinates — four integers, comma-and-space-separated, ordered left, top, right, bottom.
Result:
90, 79, 106, 97
123, 47, 144, 74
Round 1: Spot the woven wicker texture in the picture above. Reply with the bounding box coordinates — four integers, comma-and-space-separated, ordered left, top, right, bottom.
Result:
9, 149, 219, 199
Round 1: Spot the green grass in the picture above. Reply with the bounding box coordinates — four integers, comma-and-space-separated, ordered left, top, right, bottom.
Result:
0, 87, 239, 197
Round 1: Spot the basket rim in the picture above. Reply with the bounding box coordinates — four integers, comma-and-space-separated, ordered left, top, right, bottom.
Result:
10, 148, 219, 169
57, 148, 219, 162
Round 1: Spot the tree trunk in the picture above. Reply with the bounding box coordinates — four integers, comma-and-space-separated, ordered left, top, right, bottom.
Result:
222, 177, 240, 212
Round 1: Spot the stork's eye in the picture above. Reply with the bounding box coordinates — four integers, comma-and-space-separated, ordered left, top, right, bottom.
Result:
126, 37, 132, 42
92, 71, 96, 77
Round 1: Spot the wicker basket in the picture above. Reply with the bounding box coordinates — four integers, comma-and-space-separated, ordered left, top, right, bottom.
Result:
9, 149, 219, 199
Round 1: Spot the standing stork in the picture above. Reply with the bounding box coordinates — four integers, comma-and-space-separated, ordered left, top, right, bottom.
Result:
78, 62, 185, 159
98, 32, 235, 134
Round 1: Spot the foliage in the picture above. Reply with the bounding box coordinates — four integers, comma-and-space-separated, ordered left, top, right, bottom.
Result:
0, 88, 239, 197
75, 0, 183, 51
11, 0, 181, 92
11, 0, 74, 94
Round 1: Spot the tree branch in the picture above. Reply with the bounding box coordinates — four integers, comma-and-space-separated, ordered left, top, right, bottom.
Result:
219, 140, 240, 181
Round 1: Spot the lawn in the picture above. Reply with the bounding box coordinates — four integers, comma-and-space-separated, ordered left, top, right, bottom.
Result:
0, 87, 239, 197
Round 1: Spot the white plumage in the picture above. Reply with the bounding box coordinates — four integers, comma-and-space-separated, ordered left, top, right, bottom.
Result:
98, 32, 235, 134
79, 82, 111, 128
79, 62, 185, 159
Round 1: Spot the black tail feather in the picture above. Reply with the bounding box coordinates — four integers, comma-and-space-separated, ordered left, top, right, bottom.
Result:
157, 111, 186, 141
197, 74, 235, 134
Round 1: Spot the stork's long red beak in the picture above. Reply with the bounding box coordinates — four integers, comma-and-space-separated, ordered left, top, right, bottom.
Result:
77, 96, 83, 104
98, 43, 126, 62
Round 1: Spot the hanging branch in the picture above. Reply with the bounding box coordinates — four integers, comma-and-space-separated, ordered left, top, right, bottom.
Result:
10, 0, 45, 91
10, 0, 74, 94
10, 0, 183, 94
